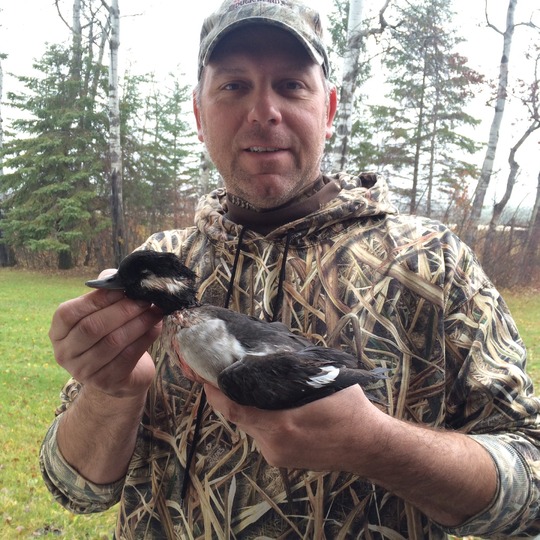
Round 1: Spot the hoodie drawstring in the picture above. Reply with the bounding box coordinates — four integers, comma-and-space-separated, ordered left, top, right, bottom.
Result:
181, 226, 247, 502
181, 228, 292, 502
225, 226, 247, 309
270, 230, 292, 323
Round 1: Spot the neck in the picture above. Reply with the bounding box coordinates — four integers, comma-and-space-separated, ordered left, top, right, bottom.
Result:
225, 176, 341, 234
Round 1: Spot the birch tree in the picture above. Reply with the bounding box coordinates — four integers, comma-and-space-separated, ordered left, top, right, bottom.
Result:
482, 44, 540, 269
521, 170, 540, 283
464, 0, 518, 246
105, 0, 126, 265
327, 0, 391, 172
70, 0, 82, 81
329, 0, 364, 172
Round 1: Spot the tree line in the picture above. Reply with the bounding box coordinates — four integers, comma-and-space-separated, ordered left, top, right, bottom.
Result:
0, 0, 539, 286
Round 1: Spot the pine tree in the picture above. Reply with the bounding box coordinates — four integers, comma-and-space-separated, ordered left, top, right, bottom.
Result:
120, 73, 200, 242
371, 0, 483, 217
0, 45, 109, 268
0, 52, 16, 267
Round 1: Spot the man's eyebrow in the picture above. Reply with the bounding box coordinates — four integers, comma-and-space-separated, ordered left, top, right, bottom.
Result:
210, 62, 313, 77
210, 65, 248, 77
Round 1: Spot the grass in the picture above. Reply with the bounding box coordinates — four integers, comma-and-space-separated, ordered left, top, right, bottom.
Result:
500, 288, 540, 384
0, 268, 116, 539
0, 269, 538, 539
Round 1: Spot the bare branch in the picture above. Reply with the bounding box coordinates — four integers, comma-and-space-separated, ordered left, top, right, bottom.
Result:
485, 0, 504, 35
514, 22, 540, 34
55, 0, 73, 33
362, 0, 397, 40
100, 0, 111, 14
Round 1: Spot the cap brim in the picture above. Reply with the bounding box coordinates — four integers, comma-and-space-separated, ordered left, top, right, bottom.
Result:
199, 17, 326, 78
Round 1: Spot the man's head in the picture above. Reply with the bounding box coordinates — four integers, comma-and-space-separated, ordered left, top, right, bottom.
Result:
197, 0, 330, 81
194, 0, 337, 211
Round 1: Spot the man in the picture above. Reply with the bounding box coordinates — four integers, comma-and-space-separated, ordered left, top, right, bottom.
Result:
41, 1, 540, 538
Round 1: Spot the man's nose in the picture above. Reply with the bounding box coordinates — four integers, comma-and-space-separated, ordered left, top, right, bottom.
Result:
246, 88, 283, 126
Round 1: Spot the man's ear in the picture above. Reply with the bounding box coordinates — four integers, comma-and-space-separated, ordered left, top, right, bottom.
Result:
325, 84, 338, 140
193, 90, 204, 143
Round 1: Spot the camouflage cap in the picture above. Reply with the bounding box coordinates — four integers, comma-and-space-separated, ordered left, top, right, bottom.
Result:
198, 0, 329, 80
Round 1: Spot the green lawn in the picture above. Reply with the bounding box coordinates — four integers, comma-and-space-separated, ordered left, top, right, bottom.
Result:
501, 288, 540, 384
0, 268, 116, 539
0, 268, 538, 539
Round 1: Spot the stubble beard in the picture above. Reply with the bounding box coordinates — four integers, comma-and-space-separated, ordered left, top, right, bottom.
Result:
223, 134, 327, 210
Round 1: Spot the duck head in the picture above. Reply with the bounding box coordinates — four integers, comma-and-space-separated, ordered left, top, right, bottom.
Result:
86, 251, 199, 314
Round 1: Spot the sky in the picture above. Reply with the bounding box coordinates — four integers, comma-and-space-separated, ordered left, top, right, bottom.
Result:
1, 0, 539, 206
1, 0, 331, 89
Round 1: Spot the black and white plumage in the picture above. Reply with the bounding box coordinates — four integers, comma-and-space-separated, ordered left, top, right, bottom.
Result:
86, 250, 387, 409
86, 250, 199, 314
164, 305, 312, 388
218, 346, 387, 410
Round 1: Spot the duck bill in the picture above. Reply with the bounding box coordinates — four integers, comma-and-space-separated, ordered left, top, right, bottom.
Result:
85, 272, 125, 290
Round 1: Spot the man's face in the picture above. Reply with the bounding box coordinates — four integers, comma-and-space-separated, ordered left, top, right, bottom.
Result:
194, 26, 337, 210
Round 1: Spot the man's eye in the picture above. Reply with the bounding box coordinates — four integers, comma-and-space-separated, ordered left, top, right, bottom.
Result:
283, 81, 304, 91
222, 82, 243, 91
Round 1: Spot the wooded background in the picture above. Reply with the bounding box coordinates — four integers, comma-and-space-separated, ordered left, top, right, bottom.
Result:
0, 0, 539, 288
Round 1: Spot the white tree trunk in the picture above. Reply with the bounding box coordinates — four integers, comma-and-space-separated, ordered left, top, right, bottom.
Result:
0, 56, 3, 176
482, 119, 540, 266
72, 0, 81, 46
465, 0, 517, 246
520, 170, 540, 282
329, 0, 365, 172
198, 148, 213, 197
108, 0, 126, 264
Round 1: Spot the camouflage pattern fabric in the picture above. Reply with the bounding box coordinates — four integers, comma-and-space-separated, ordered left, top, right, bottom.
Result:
41, 173, 540, 539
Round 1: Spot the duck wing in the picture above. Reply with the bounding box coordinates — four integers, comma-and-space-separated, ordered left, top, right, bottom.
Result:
217, 346, 388, 410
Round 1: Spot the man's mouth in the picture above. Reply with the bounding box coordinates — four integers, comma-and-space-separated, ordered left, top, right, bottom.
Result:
247, 146, 282, 153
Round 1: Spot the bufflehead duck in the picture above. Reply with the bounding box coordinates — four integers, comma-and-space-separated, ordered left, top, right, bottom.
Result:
86, 250, 387, 409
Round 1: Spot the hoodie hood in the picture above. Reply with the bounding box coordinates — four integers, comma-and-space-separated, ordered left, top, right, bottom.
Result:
194, 172, 398, 245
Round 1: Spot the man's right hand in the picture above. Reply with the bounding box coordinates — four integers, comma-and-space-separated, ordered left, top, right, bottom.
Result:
46, 270, 164, 485
49, 270, 163, 398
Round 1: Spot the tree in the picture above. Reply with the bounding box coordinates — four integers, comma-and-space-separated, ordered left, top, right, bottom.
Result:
521, 169, 540, 283
483, 45, 540, 271
0, 53, 3, 166
328, 0, 365, 172
135, 74, 199, 232
371, 0, 483, 216
56, 0, 124, 265
0, 44, 109, 268
0, 52, 16, 267
326, 0, 392, 172
117, 72, 201, 242
464, 0, 518, 245
104, 0, 126, 265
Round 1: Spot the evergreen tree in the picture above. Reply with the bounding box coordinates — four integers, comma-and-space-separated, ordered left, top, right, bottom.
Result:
0, 52, 16, 267
370, 0, 483, 217
0, 44, 109, 268
121, 73, 200, 242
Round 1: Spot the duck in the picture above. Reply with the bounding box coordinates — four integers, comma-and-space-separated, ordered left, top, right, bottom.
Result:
86, 250, 387, 409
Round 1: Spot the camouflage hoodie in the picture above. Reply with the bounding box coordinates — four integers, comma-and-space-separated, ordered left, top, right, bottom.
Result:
41, 173, 540, 539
